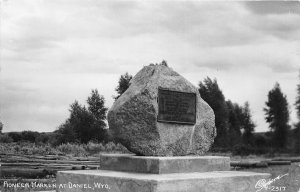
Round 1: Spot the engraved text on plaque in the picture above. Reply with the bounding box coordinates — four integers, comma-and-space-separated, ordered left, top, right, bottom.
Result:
157, 88, 196, 124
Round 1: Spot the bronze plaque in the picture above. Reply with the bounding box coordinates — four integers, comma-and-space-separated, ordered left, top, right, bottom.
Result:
157, 88, 196, 124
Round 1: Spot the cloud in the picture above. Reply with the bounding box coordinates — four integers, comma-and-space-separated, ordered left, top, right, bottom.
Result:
191, 39, 300, 74
244, 1, 300, 15
243, 2, 300, 41
1, 2, 67, 52
0, 1, 299, 132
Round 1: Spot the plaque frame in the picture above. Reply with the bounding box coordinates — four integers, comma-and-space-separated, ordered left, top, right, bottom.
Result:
157, 87, 196, 125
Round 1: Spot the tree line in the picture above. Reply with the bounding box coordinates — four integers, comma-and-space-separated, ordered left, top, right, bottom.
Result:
1, 65, 299, 154
199, 78, 255, 150
203, 73, 300, 154
200, 78, 298, 155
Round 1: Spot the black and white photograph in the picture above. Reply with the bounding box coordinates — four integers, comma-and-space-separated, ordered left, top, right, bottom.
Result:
0, 0, 300, 191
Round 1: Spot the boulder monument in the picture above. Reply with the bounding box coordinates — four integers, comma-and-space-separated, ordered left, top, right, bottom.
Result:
108, 63, 216, 156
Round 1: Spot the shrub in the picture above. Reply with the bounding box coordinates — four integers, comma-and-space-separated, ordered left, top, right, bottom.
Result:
55, 142, 129, 156
35, 133, 51, 144
20, 131, 39, 143
0, 140, 130, 157
8, 132, 22, 142
232, 144, 255, 156
85, 142, 105, 154
0, 142, 60, 155
0, 134, 13, 143
101, 142, 129, 153
57, 143, 87, 156
254, 135, 269, 148
0, 143, 16, 154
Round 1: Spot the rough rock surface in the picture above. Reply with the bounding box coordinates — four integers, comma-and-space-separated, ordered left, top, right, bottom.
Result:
107, 64, 216, 156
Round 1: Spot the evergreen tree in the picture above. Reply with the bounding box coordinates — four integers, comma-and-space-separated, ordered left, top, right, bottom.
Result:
264, 83, 290, 149
199, 77, 229, 147
0, 121, 3, 134
294, 123, 300, 154
296, 72, 300, 120
295, 71, 300, 153
226, 100, 242, 147
241, 102, 255, 145
114, 73, 132, 100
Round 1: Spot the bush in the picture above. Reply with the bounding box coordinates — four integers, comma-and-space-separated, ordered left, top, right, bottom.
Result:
0, 143, 16, 154
56, 142, 130, 156
0, 140, 130, 157
57, 143, 87, 156
209, 146, 231, 153
35, 133, 51, 144
8, 132, 22, 142
0, 142, 60, 155
100, 142, 129, 153
254, 135, 269, 148
85, 142, 106, 154
232, 144, 255, 156
20, 131, 39, 143
0, 134, 13, 143
18, 143, 59, 155
294, 123, 300, 154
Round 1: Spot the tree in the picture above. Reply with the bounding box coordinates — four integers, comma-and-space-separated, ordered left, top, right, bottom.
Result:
241, 102, 255, 145
294, 123, 300, 153
226, 100, 242, 147
296, 71, 300, 120
56, 120, 78, 144
8, 132, 22, 142
57, 90, 108, 144
199, 77, 229, 147
87, 90, 107, 123
20, 131, 40, 143
161, 60, 168, 67
295, 71, 300, 153
264, 83, 290, 149
0, 121, 3, 134
68, 101, 94, 143
114, 73, 132, 100
87, 89, 108, 142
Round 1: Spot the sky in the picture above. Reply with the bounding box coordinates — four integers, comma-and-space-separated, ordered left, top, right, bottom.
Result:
0, 0, 299, 133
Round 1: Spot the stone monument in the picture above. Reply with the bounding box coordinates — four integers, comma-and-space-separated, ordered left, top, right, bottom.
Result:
57, 63, 270, 192
107, 63, 216, 156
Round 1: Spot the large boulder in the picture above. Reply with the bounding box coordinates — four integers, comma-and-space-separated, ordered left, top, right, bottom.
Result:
107, 64, 216, 156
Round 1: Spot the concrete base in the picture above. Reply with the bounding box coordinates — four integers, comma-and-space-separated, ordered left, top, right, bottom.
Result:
100, 153, 230, 174
56, 154, 270, 192
57, 170, 270, 192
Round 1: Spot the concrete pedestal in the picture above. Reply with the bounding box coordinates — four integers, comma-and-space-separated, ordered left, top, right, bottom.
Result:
99, 153, 231, 174
56, 154, 270, 192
